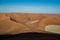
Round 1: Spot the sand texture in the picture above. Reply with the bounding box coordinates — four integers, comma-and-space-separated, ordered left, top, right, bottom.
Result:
0, 13, 60, 35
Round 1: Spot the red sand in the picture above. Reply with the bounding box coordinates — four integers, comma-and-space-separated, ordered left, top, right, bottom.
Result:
0, 13, 60, 34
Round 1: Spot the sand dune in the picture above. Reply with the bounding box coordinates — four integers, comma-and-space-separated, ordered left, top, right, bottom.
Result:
0, 13, 60, 35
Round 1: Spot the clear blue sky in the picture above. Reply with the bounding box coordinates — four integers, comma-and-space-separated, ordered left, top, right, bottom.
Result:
0, 0, 60, 14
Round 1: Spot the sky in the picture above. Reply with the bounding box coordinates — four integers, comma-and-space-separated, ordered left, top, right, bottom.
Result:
0, 0, 60, 14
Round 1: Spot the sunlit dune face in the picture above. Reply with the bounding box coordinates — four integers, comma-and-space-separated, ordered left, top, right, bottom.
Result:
0, 19, 31, 35
0, 14, 9, 21
27, 14, 40, 20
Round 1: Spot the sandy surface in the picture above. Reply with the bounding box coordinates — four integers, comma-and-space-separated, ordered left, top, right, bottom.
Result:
0, 13, 60, 35
45, 25, 60, 34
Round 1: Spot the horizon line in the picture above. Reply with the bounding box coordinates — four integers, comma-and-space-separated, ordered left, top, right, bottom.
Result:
0, 12, 60, 14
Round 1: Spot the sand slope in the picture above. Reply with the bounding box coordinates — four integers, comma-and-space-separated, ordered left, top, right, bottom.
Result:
0, 13, 60, 34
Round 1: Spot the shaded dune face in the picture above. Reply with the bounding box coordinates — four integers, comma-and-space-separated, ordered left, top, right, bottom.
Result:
0, 13, 60, 35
